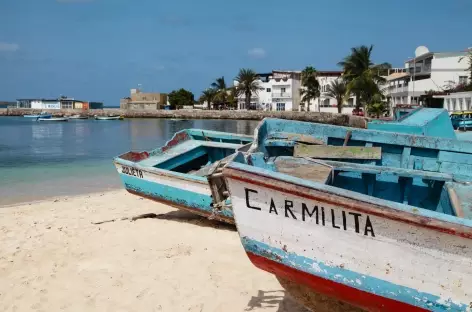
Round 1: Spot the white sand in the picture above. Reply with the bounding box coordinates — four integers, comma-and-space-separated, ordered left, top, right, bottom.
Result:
0, 190, 307, 312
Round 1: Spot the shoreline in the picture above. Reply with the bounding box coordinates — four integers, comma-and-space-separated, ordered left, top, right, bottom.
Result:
0, 190, 308, 312
0, 108, 367, 128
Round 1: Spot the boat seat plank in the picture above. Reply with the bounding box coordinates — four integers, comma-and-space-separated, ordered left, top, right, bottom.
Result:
294, 144, 382, 160
446, 183, 472, 220
267, 132, 326, 145
274, 158, 333, 184
311, 159, 454, 182
438, 151, 472, 165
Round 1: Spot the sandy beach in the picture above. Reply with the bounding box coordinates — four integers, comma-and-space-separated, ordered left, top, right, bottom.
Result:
0, 190, 307, 312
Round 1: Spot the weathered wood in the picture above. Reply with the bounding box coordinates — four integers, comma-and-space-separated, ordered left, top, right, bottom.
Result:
274, 158, 332, 184
267, 132, 325, 145
294, 144, 382, 160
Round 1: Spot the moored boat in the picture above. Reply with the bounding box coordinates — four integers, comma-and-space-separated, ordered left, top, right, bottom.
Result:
24, 112, 52, 119
209, 116, 472, 311
95, 115, 123, 120
69, 115, 88, 120
113, 129, 252, 223
37, 117, 69, 122
450, 111, 472, 131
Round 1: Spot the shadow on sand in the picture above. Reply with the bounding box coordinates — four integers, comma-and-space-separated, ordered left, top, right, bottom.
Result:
245, 290, 309, 312
152, 209, 236, 232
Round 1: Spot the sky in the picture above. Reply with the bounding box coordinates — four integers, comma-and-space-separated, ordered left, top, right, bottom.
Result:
0, 0, 471, 106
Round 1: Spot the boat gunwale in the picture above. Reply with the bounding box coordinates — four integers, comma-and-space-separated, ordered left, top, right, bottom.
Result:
114, 158, 210, 185
256, 117, 472, 154
223, 161, 472, 238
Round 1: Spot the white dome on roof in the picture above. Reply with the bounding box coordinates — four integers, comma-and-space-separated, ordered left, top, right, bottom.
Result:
415, 46, 430, 57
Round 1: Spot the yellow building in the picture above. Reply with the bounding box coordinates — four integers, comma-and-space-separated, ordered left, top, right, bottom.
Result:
120, 89, 168, 110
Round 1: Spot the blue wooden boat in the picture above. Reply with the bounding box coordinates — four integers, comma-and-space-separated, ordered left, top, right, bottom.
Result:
113, 129, 252, 223
450, 111, 472, 131
24, 112, 52, 119
368, 107, 456, 139
208, 116, 472, 311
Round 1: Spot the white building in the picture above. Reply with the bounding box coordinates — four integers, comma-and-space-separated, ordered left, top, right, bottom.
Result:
234, 70, 357, 113
16, 99, 61, 109
434, 91, 472, 112
383, 46, 470, 106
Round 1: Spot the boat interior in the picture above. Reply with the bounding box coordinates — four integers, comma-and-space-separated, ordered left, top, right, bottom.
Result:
221, 117, 472, 220
116, 129, 252, 177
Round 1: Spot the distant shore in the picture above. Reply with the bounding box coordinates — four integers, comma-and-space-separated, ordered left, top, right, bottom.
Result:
0, 108, 367, 128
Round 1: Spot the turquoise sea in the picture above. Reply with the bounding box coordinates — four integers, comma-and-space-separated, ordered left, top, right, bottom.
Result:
0, 117, 259, 205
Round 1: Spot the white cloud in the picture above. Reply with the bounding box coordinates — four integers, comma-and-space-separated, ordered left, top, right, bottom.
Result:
0, 42, 19, 52
248, 48, 266, 59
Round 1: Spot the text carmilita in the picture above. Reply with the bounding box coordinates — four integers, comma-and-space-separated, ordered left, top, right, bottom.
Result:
245, 188, 375, 237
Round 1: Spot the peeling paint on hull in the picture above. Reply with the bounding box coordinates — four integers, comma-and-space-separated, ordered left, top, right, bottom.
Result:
225, 167, 472, 312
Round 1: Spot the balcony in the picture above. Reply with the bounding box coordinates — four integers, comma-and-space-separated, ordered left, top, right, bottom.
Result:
271, 92, 292, 98
386, 86, 408, 94
408, 64, 432, 75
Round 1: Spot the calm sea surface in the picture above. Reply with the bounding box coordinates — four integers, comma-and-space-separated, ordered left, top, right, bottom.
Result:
0, 117, 259, 205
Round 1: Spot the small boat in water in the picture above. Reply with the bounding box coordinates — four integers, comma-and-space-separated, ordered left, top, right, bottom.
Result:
24, 112, 52, 119
95, 115, 123, 120
208, 113, 472, 311
113, 129, 252, 223
37, 117, 69, 122
450, 111, 472, 131
69, 115, 88, 120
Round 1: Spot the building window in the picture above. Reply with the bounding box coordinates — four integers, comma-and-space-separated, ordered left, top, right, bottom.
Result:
467, 98, 471, 110
266, 88, 271, 92
276, 103, 285, 111
459, 76, 468, 85
446, 99, 450, 110
459, 98, 464, 110
451, 99, 457, 111
280, 87, 286, 93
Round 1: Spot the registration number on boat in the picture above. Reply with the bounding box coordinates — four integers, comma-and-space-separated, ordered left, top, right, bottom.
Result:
121, 166, 143, 178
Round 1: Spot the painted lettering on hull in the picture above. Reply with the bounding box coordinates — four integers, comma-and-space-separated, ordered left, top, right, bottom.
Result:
244, 187, 375, 237
122, 166, 144, 179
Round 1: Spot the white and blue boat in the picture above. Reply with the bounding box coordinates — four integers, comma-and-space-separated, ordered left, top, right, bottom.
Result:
113, 129, 252, 223
450, 111, 472, 131
212, 115, 472, 311
24, 112, 52, 119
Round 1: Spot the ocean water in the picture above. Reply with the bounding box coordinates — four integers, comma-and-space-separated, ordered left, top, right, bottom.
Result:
0, 117, 259, 205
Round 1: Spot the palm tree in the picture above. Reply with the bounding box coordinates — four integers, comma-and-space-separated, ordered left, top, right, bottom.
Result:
200, 88, 217, 109
367, 93, 388, 118
459, 48, 472, 81
300, 66, 320, 112
325, 79, 348, 114
338, 45, 387, 110
211, 76, 228, 108
234, 69, 262, 110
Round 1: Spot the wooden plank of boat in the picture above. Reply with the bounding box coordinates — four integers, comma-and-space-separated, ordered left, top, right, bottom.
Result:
267, 132, 325, 145
294, 144, 382, 160
222, 159, 472, 311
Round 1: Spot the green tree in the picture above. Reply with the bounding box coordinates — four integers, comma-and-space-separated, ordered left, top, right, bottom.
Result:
299, 66, 320, 112
211, 76, 228, 108
234, 69, 262, 110
199, 88, 217, 109
338, 45, 387, 110
168, 88, 194, 110
459, 48, 472, 81
366, 93, 387, 118
325, 79, 348, 114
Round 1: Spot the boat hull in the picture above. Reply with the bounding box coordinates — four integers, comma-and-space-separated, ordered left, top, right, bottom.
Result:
95, 116, 123, 120
114, 162, 234, 223
223, 164, 472, 311
37, 117, 68, 122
